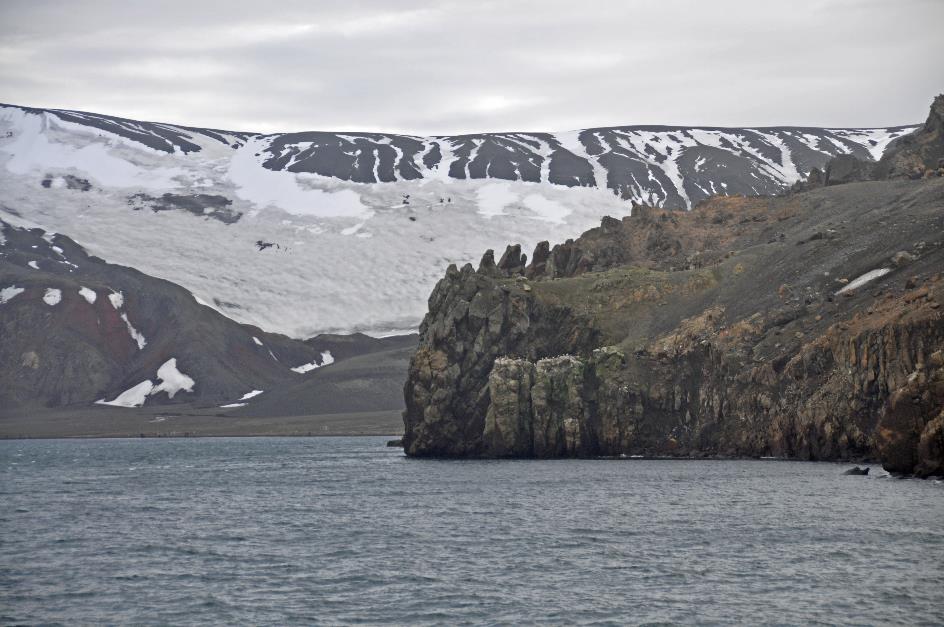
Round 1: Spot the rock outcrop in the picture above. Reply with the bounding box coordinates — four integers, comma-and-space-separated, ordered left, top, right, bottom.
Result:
403, 99, 944, 476
873, 94, 944, 180
802, 94, 944, 189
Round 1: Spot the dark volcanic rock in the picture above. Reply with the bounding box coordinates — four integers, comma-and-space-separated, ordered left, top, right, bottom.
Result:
128, 193, 241, 224
402, 262, 599, 457
824, 155, 874, 186
843, 466, 870, 475
41, 174, 92, 191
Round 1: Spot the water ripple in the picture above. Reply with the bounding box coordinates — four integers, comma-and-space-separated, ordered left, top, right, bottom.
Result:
1, 438, 942, 625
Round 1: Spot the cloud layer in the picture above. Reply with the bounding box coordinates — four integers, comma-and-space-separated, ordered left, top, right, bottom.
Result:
1, 0, 941, 134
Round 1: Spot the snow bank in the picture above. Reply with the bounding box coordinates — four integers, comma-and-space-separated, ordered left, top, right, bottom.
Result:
838, 268, 892, 294
476, 183, 517, 218
108, 291, 124, 309
79, 286, 97, 304
28, 260, 39, 270
96, 380, 154, 407
120, 313, 147, 349
43, 288, 61, 305
239, 389, 264, 400
96, 358, 195, 407
522, 193, 570, 224
228, 137, 368, 218
829, 128, 910, 161
252, 336, 263, 346
1, 285, 25, 304
291, 350, 335, 374
150, 358, 195, 399
220, 402, 246, 408
105, 290, 145, 348
2, 110, 184, 189
291, 361, 319, 374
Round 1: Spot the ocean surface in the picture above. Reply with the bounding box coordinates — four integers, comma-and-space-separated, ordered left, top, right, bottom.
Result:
1, 437, 942, 626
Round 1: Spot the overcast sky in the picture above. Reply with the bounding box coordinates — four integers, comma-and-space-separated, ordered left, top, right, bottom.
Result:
1, 0, 941, 135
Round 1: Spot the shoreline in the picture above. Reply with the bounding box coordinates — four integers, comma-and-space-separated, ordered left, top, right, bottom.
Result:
0, 432, 404, 440
0, 407, 406, 440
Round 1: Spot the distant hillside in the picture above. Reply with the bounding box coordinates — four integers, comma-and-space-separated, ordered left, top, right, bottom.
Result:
0, 102, 916, 336
0, 222, 415, 430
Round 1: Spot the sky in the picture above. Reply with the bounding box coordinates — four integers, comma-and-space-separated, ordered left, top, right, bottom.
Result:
0, 0, 941, 135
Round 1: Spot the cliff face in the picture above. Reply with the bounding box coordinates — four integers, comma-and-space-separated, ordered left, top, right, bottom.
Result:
402, 261, 599, 456
474, 290, 944, 475
402, 162, 944, 475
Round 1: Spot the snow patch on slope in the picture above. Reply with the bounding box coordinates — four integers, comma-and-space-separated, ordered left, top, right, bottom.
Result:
105, 290, 146, 348
1, 285, 25, 304
43, 288, 61, 305
837, 268, 892, 294
96, 380, 154, 407
108, 291, 124, 309
227, 136, 368, 218
291, 350, 335, 374
78, 286, 97, 304
120, 313, 147, 349
476, 183, 516, 218
219, 388, 264, 408
829, 128, 910, 161
1, 109, 184, 188
95, 358, 195, 407
150, 358, 195, 398
522, 193, 570, 224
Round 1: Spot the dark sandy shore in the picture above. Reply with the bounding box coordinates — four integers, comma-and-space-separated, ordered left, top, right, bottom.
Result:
0, 407, 404, 439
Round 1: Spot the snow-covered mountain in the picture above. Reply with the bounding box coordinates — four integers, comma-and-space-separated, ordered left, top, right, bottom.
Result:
0, 103, 917, 336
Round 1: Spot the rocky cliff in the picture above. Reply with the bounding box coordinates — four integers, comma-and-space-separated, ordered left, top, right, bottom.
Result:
402, 98, 944, 476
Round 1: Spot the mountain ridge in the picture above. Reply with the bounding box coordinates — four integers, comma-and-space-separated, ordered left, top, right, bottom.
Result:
0, 102, 919, 336
0, 101, 916, 206
1, 100, 917, 147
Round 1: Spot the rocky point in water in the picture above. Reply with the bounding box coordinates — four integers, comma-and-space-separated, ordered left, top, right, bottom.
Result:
402, 96, 944, 477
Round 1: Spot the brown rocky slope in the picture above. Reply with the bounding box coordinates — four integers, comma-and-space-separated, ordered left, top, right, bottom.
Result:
402, 98, 944, 476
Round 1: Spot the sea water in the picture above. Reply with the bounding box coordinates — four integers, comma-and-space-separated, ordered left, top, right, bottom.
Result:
1, 437, 942, 625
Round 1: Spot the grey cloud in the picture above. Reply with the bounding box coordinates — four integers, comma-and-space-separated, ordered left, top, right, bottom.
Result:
0, 0, 941, 134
